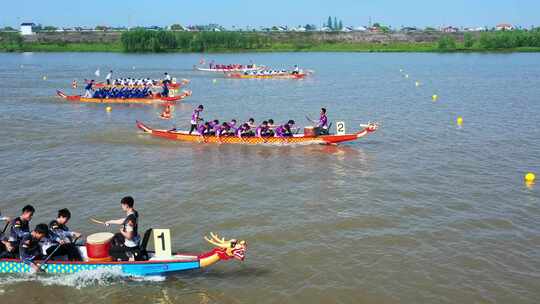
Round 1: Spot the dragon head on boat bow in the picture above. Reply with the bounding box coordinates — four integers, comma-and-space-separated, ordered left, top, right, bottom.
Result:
363, 122, 379, 132
203, 232, 247, 262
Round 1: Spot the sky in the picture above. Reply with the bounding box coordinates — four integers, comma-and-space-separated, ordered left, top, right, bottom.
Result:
1, 0, 538, 29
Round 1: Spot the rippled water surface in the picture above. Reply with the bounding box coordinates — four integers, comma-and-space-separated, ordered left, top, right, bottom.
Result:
0, 52, 539, 304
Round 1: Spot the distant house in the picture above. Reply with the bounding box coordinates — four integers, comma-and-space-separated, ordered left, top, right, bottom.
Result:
341, 27, 353, 32
320, 26, 332, 32
442, 26, 459, 33
496, 23, 514, 31
291, 26, 306, 32
368, 27, 382, 33
20, 22, 36, 35
354, 26, 368, 32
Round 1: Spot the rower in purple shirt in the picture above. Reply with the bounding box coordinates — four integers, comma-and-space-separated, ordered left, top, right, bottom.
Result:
256, 121, 269, 137
236, 123, 252, 138
197, 122, 211, 135
228, 119, 238, 134
317, 108, 329, 135
216, 122, 232, 137
275, 120, 295, 138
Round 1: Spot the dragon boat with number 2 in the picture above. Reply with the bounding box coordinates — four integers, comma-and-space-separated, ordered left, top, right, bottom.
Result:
136, 121, 378, 145
56, 90, 192, 105
0, 231, 246, 276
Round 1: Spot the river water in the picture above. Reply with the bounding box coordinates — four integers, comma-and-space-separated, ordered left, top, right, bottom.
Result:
0, 52, 539, 303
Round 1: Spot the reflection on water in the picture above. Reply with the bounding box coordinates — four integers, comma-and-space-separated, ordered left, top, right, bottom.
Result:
0, 52, 539, 304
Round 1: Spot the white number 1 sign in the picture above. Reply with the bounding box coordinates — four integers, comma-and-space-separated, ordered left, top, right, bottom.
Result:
153, 229, 172, 259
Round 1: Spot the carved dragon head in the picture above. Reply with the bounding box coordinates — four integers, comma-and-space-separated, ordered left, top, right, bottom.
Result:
204, 232, 247, 261
362, 122, 379, 132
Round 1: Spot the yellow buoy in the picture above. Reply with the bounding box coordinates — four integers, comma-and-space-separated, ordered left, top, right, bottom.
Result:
456, 116, 463, 126
415, 81, 420, 87
432, 94, 438, 101
525, 172, 536, 183
43, 76, 47, 80
105, 106, 112, 112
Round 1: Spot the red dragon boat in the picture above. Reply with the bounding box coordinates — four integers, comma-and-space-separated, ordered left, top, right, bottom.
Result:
226, 72, 308, 79
56, 90, 192, 105
136, 121, 378, 145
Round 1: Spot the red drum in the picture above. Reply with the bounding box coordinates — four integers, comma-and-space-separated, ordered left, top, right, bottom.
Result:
304, 126, 316, 137
86, 232, 114, 259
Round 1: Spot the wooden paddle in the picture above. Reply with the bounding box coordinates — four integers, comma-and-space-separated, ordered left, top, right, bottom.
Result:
89, 218, 107, 225
1, 221, 10, 234
39, 236, 81, 272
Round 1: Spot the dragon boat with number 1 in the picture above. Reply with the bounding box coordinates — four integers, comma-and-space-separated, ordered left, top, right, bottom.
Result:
0, 231, 246, 276
56, 90, 192, 105
136, 121, 378, 145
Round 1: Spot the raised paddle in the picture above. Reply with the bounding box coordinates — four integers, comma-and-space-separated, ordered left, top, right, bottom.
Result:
89, 218, 107, 225
1, 221, 10, 234
305, 115, 317, 124
39, 235, 82, 272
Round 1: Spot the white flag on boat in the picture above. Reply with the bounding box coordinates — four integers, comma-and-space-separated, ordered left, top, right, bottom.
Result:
95, 69, 100, 77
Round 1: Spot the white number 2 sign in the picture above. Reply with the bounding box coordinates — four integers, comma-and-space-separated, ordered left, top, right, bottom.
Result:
336, 121, 346, 135
153, 228, 172, 259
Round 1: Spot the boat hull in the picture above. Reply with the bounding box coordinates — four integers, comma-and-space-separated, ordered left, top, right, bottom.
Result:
226, 73, 307, 79
195, 66, 265, 73
56, 90, 190, 105
0, 258, 200, 276
136, 121, 376, 146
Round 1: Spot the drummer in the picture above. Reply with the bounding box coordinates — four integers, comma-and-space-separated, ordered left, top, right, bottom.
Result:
317, 108, 329, 135
105, 196, 141, 261
189, 105, 204, 134
46, 208, 82, 261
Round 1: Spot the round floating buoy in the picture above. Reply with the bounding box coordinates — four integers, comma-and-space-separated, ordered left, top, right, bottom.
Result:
525, 172, 536, 183
415, 81, 420, 87
432, 94, 438, 101
105, 106, 112, 112
132, 66, 136, 70
43, 76, 47, 81
399, 69, 404, 73
212, 79, 217, 84
405, 74, 409, 78
456, 116, 463, 126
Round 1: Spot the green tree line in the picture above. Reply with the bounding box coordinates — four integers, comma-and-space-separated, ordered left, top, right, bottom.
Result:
438, 29, 540, 51
121, 30, 271, 52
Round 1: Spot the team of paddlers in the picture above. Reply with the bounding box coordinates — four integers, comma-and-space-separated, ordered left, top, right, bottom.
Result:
182, 105, 329, 137
242, 65, 302, 76
0, 197, 142, 272
79, 71, 174, 98
208, 63, 258, 70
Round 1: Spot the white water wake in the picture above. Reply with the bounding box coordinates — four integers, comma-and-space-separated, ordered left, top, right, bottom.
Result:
0, 268, 165, 289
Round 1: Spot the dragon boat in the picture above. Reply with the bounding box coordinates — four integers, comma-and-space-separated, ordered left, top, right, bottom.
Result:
56, 90, 192, 105
195, 65, 265, 73
136, 121, 378, 145
0, 231, 246, 276
226, 72, 308, 79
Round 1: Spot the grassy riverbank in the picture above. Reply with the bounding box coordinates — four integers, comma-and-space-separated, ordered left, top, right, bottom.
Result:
1, 29, 540, 53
